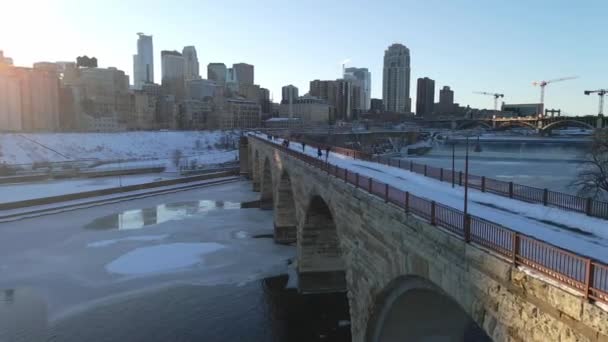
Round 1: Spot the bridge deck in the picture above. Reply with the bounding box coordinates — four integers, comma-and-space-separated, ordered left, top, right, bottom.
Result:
260, 135, 608, 263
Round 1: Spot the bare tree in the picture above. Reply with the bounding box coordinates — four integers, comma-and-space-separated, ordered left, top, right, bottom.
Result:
574, 129, 608, 198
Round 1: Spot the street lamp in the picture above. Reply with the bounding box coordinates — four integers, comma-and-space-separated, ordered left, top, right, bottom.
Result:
464, 136, 469, 216
448, 138, 456, 188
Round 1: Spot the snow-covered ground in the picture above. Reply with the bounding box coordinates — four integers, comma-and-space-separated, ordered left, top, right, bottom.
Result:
257, 134, 608, 262
0, 130, 239, 165
0, 181, 293, 323
0, 173, 177, 204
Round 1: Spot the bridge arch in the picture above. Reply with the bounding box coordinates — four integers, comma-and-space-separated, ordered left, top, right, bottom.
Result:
298, 194, 346, 293
496, 120, 537, 130
274, 171, 297, 243
456, 120, 492, 130
541, 119, 594, 133
260, 157, 273, 209
365, 276, 490, 342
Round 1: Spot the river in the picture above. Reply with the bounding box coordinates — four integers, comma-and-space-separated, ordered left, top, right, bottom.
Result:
0, 181, 351, 342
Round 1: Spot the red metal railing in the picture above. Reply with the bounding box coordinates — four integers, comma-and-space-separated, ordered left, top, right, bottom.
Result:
251, 134, 608, 305
268, 134, 608, 219
371, 155, 608, 220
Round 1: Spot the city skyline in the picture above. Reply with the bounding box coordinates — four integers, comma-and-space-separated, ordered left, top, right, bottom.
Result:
2, 0, 607, 115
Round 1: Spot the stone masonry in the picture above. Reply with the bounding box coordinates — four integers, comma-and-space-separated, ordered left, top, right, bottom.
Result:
246, 136, 608, 342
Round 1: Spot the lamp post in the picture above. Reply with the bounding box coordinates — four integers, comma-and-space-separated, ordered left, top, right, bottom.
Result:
464, 136, 470, 216
451, 140, 456, 188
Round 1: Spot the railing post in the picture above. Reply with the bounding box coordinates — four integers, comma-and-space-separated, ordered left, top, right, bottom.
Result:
585, 197, 593, 216
481, 176, 486, 192
509, 182, 514, 198
355, 173, 359, 188
384, 184, 389, 202
368, 178, 372, 193
464, 214, 471, 242
424, 165, 427, 176
584, 258, 594, 301
440, 168, 444, 182
430, 201, 436, 225
405, 191, 409, 213
459, 171, 463, 186
511, 232, 519, 265
543, 188, 548, 206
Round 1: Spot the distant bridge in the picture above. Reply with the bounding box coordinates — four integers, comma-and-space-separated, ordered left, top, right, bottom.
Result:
241, 135, 608, 342
421, 115, 606, 133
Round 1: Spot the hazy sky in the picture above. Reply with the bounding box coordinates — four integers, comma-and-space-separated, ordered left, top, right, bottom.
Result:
1, 0, 607, 115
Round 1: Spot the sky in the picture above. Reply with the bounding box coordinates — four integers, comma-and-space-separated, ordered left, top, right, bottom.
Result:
1, 0, 607, 115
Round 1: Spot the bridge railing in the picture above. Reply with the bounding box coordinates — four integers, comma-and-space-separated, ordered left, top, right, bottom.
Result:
251, 134, 608, 305
267, 134, 608, 219
371, 156, 608, 220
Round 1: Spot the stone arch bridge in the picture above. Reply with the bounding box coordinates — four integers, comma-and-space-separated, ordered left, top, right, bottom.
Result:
240, 136, 608, 342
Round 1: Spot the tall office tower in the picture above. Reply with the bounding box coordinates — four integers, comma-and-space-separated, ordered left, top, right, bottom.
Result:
416, 77, 435, 117
382, 43, 411, 113
439, 86, 454, 106
161, 50, 185, 100
344, 67, 371, 110
281, 85, 299, 104
182, 46, 200, 80
207, 63, 227, 84
133, 33, 154, 89
233, 63, 254, 85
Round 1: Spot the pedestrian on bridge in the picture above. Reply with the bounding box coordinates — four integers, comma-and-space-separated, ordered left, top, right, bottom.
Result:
317, 147, 323, 158
302, 142, 306, 152
325, 146, 331, 163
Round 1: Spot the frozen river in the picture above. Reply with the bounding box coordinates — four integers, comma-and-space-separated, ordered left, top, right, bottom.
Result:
0, 180, 351, 341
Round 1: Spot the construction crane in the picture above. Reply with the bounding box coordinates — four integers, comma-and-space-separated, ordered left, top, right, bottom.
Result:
532, 76, 578, 107
584, 89, 608, 116
473, 91, 504, 110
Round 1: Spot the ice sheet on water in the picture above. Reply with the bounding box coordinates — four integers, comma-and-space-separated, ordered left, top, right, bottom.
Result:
87, 234, 169, 248
105, 242, 225, 275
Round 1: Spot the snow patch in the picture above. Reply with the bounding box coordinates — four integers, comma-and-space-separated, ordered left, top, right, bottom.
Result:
87, 234, 169, 248
234, 231, 249, 239
106, 242, 225, 275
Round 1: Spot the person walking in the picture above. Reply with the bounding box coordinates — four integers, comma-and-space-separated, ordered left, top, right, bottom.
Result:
325, 146, 331, 163
301, 142, 306, 152
317, 147, 323, 158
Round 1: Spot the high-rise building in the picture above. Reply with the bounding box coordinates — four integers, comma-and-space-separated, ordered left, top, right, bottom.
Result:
182, 46, 200, 80
207, 63, 227, 84
434, 85, 455, 115
259, 87, 271, 115
344, 67, 371, 110
233, 63, 254, 85
309, 79, 358, 121
0, 51, 13, 66
133, 33, 154, 89
0, 64, 23, 131
161, 50, 185, 100
281, 85, 299, 104
439, 86, 454, 106
382, 43, 411, 113
416, 77, 435, 117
